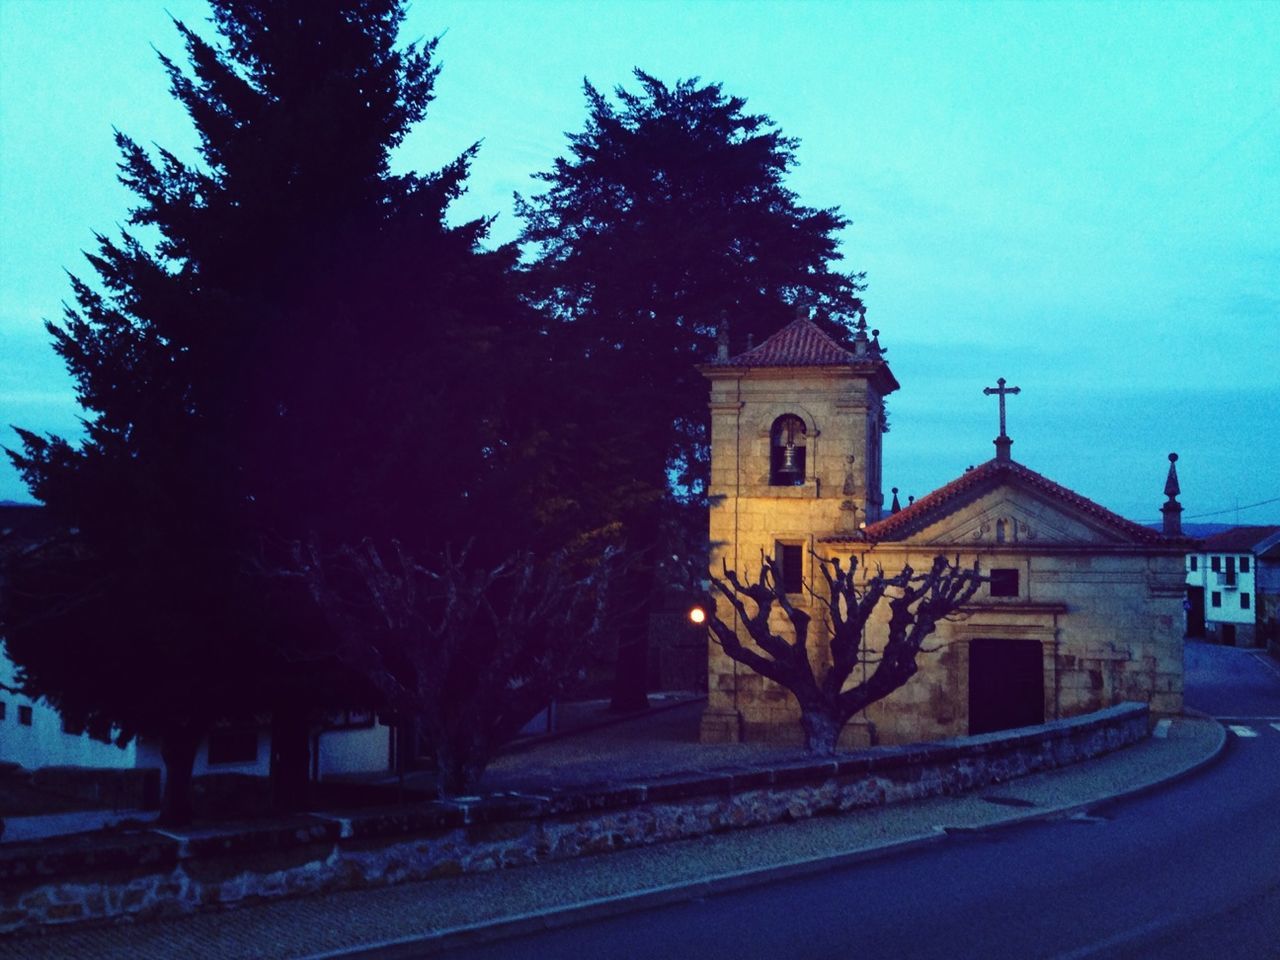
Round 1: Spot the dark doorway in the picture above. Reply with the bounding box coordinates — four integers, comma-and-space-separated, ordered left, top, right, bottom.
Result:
1222, 623, 1236, 646
968, 638, 1045, 735
1186, 586, 1205, 638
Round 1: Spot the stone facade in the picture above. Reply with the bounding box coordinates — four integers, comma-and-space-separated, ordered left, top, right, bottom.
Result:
701, 317, 1189, 747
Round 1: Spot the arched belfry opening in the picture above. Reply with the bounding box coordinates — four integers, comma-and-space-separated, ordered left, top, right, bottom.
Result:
770, 414, 807, 486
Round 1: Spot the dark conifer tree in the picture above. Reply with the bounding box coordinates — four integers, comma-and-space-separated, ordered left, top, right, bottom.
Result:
3, 0, 520, 822
518, 71, 866, 709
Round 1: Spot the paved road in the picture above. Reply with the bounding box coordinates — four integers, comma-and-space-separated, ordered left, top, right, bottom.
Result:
442, 643, 1280, 960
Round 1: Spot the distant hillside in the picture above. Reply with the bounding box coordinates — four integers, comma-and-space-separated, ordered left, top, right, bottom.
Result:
1140, 521, 1233, 538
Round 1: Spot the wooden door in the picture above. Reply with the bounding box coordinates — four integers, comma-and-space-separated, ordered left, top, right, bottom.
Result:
968, 638, 1045, 735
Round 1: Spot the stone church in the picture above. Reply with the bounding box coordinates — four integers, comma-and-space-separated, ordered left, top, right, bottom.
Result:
700, 312, 1190, 747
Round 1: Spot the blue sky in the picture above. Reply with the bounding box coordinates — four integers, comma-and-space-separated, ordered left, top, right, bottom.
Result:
1, 0, 1277, 523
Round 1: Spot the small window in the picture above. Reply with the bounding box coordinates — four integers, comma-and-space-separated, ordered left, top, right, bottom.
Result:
1188, 556, 1198, 571
1211, 591, 1222, 608
1211, 556, 1221, 573
1240, 556, 1250, 574
990, 568, 1020, 597
0, 701, 6, 720
769, 415, 807, 486
775, 542, 805, 594
18, 705, 33, 726
1241, 593, 1251, 610
207, 729, 259, 765
1226, 556, 1236, 575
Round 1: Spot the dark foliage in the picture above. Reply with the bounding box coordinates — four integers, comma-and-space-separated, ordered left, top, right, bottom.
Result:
518, 70, 867, 708
1, 0, 530, 823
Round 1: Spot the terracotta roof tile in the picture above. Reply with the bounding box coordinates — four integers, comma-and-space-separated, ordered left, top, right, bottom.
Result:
827, 458, 1189, 546
716, 318, 859, 367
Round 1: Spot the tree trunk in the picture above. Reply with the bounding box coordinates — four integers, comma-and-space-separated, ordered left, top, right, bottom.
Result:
435, 728, 488, 797
158, 722, 203, 826
610, 517, 657, 713
800, 707, 840, 756
269, 709, 311, 813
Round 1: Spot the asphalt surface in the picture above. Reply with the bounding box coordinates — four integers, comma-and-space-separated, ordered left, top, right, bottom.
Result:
1, 641, 1269, 960
424, 642, 1280, 960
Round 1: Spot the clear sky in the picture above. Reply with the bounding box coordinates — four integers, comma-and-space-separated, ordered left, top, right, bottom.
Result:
2, 0, 1277, 523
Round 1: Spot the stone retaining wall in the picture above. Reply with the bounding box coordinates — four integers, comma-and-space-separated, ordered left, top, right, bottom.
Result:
0, 703, 1149, 934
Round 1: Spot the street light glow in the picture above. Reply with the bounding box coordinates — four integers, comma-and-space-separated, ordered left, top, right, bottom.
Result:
688, 606, 706, 625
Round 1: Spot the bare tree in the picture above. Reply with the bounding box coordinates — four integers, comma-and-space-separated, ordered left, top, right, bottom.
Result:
707, 553, 985, 754
293, 541, 613, 795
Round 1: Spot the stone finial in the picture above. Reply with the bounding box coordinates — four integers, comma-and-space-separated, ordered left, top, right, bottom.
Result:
716, 313, 730, 361
869, 328, 886, 358
1161, 452, 1183, 536
853, 309, 870, 356
795, 304, 810, 322
1164, 451, 1180, 498
890, 487, 901, 514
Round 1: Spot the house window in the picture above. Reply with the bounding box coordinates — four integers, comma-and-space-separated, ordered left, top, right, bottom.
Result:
1241, 593, 1251, 610
769, 415, 807, 486
1240, 556, 1250, 574
207, 729, 258, 765
1211, 591, 1222, 608
0, 701, 6, 720
990, 568, 1020, 597
18, 705, 33, 726
1188, 556, 1197, 571
775, 541, 805, 594
1210, 556, 1220, 572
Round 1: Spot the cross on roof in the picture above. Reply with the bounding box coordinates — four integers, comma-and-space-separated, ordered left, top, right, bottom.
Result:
983, 378, 1024, 442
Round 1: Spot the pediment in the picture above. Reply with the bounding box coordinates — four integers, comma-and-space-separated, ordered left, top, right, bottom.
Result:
913, 487, 1129, 547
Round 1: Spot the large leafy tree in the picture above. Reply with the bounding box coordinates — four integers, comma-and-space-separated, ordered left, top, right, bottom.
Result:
2, 0, 521, 823
518, 71, 867, 708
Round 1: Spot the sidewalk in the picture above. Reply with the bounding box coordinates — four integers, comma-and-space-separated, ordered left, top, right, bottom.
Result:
1, 807, 159, 844
0, 709, 1224, 960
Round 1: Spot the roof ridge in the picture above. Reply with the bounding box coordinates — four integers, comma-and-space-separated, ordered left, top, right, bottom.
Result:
717, 317, 859, 368
851, 458, 1181, 545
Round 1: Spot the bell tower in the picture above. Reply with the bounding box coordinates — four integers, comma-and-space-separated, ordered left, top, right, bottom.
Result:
699, 308, 899, 743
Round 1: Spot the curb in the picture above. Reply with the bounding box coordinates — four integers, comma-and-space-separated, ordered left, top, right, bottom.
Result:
941, 714, 1228, 833
300, 830, 948, 960
302, 716, 1226, 960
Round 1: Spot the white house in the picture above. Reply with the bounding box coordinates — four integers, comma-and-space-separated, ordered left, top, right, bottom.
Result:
1185, 525, 1280, 647
0, 644, 138, 771
1, 504, 392, 780
132, 714, 395, 781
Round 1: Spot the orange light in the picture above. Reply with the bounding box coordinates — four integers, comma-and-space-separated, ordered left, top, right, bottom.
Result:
688, 606, 707, 625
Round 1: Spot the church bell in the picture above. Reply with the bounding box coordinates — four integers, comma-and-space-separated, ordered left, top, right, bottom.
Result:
780, 441, 799, 475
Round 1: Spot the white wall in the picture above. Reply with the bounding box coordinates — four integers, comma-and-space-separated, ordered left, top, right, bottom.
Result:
134, 730, 272, 778
0, 643, 136, 770
135, 723, 392, 780
315, 724, 392, 778
1186, 552, 1256, 625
